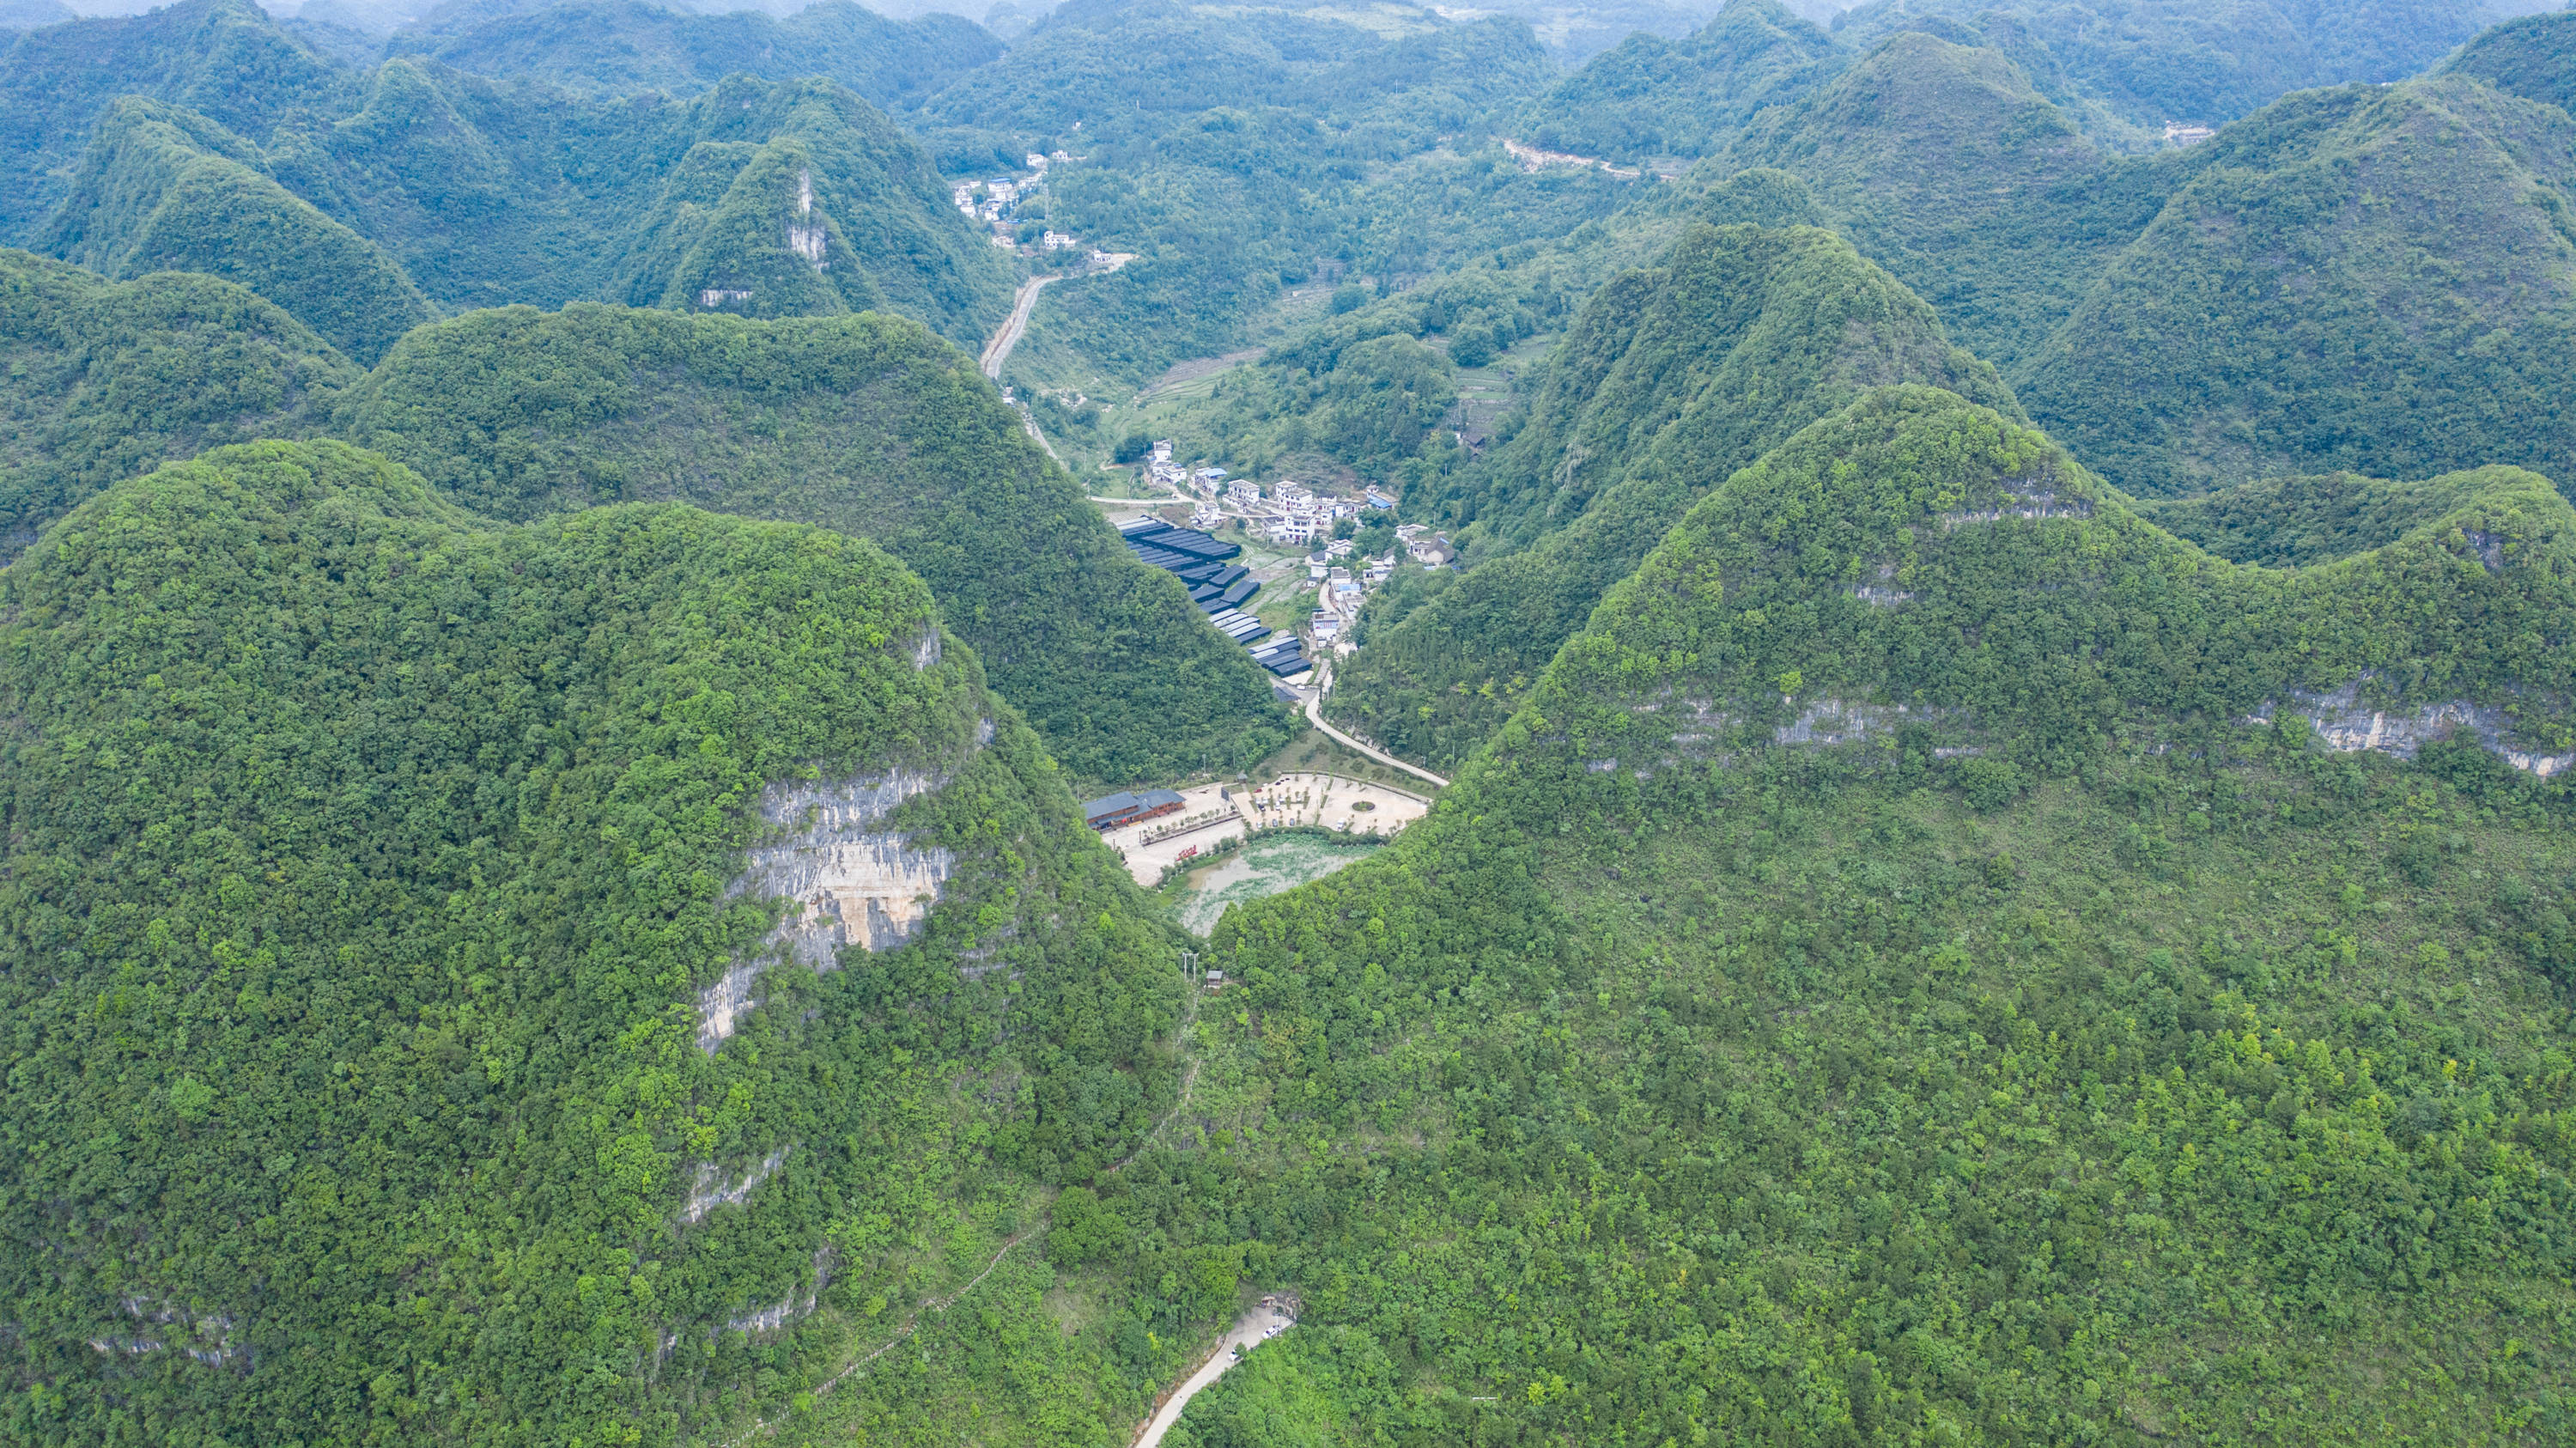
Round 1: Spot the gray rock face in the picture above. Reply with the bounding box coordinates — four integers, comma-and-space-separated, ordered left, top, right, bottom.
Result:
696, 768, 959, 1053
1852, 563, 1913, 606
2273, 678, 2576, 776
1940, 484, 2091, 531
682, 1148, 788, 1226
1774, 697, 1912, 747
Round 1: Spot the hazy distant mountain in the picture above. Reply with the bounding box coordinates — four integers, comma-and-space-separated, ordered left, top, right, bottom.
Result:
1514, 0, 1839, 161
1832, 0, 2563, 134
387, 0, 1002, 105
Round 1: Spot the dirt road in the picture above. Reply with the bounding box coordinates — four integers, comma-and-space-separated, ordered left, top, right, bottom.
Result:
1132, 1300, 1297, 1448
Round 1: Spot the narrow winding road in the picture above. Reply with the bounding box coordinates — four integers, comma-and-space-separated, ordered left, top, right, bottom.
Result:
1131, 1301, 1297, 1448
1303, 668, 1449, 788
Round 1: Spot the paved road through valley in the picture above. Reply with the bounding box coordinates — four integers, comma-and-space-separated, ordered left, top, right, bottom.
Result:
980, 275, 1055, 379
980, 252, 1132, 380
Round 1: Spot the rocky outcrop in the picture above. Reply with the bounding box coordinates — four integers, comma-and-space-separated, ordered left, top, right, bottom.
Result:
682, 1148, 788, 1226
88, 1296, 241, 1366
721, 1247, 835, 1338
1940, 484, 2092, 530
1852, 563, 1913, 606
696, 768, 959, 1053
787, 168, 828, 266
2263, 677, 2576, 776
1773, 697, 1911, 747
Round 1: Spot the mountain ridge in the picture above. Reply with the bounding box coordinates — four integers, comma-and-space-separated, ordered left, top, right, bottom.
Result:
1169, 384, 2576, 1442
1334, 220, 2019, 771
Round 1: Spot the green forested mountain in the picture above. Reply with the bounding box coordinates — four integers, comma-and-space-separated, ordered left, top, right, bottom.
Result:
2, 0, 1013, 346
0, 438, 1199, 1446
1330, 220, 2017, 770
36, 96, 432, 364
15, 2, 2576, 1443
0, 247, 357, 551
269, 64, 1014, 337
1724, 28, 2160, 376
337, 303, 1290, 784
1508, 0, 2559, 175
388, 0, 1002, 106
1515, 0, 1841, 163
0, 0, 345, 246
2015, 71, 2576, 497
1831, 0, 2558, 137
1163, 386, 2576, 1443
2140, 466, 2555, 568
1716, 27, 2576, 499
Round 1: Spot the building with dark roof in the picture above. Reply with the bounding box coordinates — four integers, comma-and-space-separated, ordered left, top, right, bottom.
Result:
1082, 788, 1188, 830
1082, 791, 1142, 829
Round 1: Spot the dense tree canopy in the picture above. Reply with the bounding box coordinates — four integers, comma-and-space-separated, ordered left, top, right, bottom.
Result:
0, 439, 1194, 1446
338, 303, 1291, 786
1160, 387, 2576, 1444
0, 246, 356, 551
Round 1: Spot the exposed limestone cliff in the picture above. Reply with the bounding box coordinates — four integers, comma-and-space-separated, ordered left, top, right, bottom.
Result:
696, 763, 965, 1052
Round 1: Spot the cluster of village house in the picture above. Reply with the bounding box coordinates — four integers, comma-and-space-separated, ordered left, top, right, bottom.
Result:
1143, 440, 1452, 557
1133, 439, 1459, 675
951, 153, 1097, 254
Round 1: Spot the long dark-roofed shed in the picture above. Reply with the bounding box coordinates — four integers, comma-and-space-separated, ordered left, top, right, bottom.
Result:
1083, 791, 1145, 830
